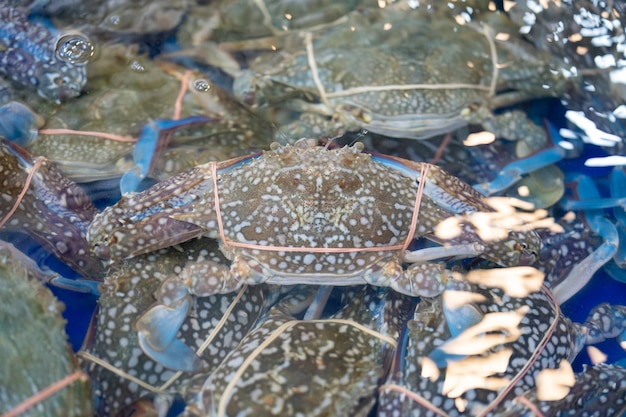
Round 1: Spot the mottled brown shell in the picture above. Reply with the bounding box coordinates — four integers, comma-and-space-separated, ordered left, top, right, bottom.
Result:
214, 140, 420, 276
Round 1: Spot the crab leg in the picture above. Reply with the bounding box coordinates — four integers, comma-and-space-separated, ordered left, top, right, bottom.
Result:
403, 243, 486, 263
0, 240, 99, 295
606, 167, 626, 281
553, 175, 620, 303
0, 140, 104, 278
572, 303, 626, 355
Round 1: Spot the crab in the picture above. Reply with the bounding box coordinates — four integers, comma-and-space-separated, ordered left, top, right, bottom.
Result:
87, 139, 542, 366
181, 285, 413, 417
88, 139, 542, 290
230, 7, 569, 148
26, 46, 274, 185
0, 4, 89, 103
0, 241, 93, 417
79, 237, 269, 416
0, 139, 104, 279
377, 276, 626, 416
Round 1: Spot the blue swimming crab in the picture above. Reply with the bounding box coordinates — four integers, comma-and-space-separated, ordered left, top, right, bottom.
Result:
0, 241, 92, 417
80, 237, 269, 416
231, 7, 568, 147
181, 285, 413, 417
88, 139, 541, 291
0, 3, 90, 102
378, 277, 626, 416
26, 45, 274, 185
88, 139, 542, 360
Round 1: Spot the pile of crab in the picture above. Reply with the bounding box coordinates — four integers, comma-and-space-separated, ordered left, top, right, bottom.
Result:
1, 1, 626, 416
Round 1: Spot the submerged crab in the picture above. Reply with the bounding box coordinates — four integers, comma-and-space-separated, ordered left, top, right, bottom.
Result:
0, 241, 92, 417
88, 138, 542, 364
232, 7, 568, 146
80, 237, 269, 415
378, 277, 626, 416
0, 4, 90, 103
181, 285, 412, 417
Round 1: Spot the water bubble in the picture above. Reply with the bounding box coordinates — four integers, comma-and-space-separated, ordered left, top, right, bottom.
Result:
193, 79, 211, 92
55, 33, 94, 64
130, 61, 146, 72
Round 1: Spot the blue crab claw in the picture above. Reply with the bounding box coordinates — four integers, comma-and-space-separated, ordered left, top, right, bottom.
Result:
605, 167, 626, 282
553, 175, 619, 303
0, 101, 44, 146
473, 145, 565, 197
574, 303, 626, 353
135, 296, 202, 371
120, 116, 213, 195
427, 290, 485, 368
136, 297, 190, 350
472, 121, 567, 200
137, 332, 201, 372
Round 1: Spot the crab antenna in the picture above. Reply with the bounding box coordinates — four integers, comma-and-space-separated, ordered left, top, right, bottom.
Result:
273, 123, 289, 145
343, 129, 369, 149
355, 129, 369, 142
325, 134, 339, 150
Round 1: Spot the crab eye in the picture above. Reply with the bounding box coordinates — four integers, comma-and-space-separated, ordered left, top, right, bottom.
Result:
94, 244, 111, 260
242, 90, 256, 106
514, 241, 528, 252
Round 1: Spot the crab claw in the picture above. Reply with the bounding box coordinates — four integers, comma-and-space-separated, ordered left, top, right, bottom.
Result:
553, 175, 619, 303
120, 116, 212, 195
605, 167, 626, 282
472, 121, 568, 203
573, 303, 626, 355
473, 146, 564, 198
135, 297, 202, 371
0, 101, 44, 146
137, 332, 201, 372
427, 293, 484, 368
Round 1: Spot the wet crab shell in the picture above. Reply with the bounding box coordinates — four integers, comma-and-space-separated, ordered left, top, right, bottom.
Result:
87, 139, 541, 287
